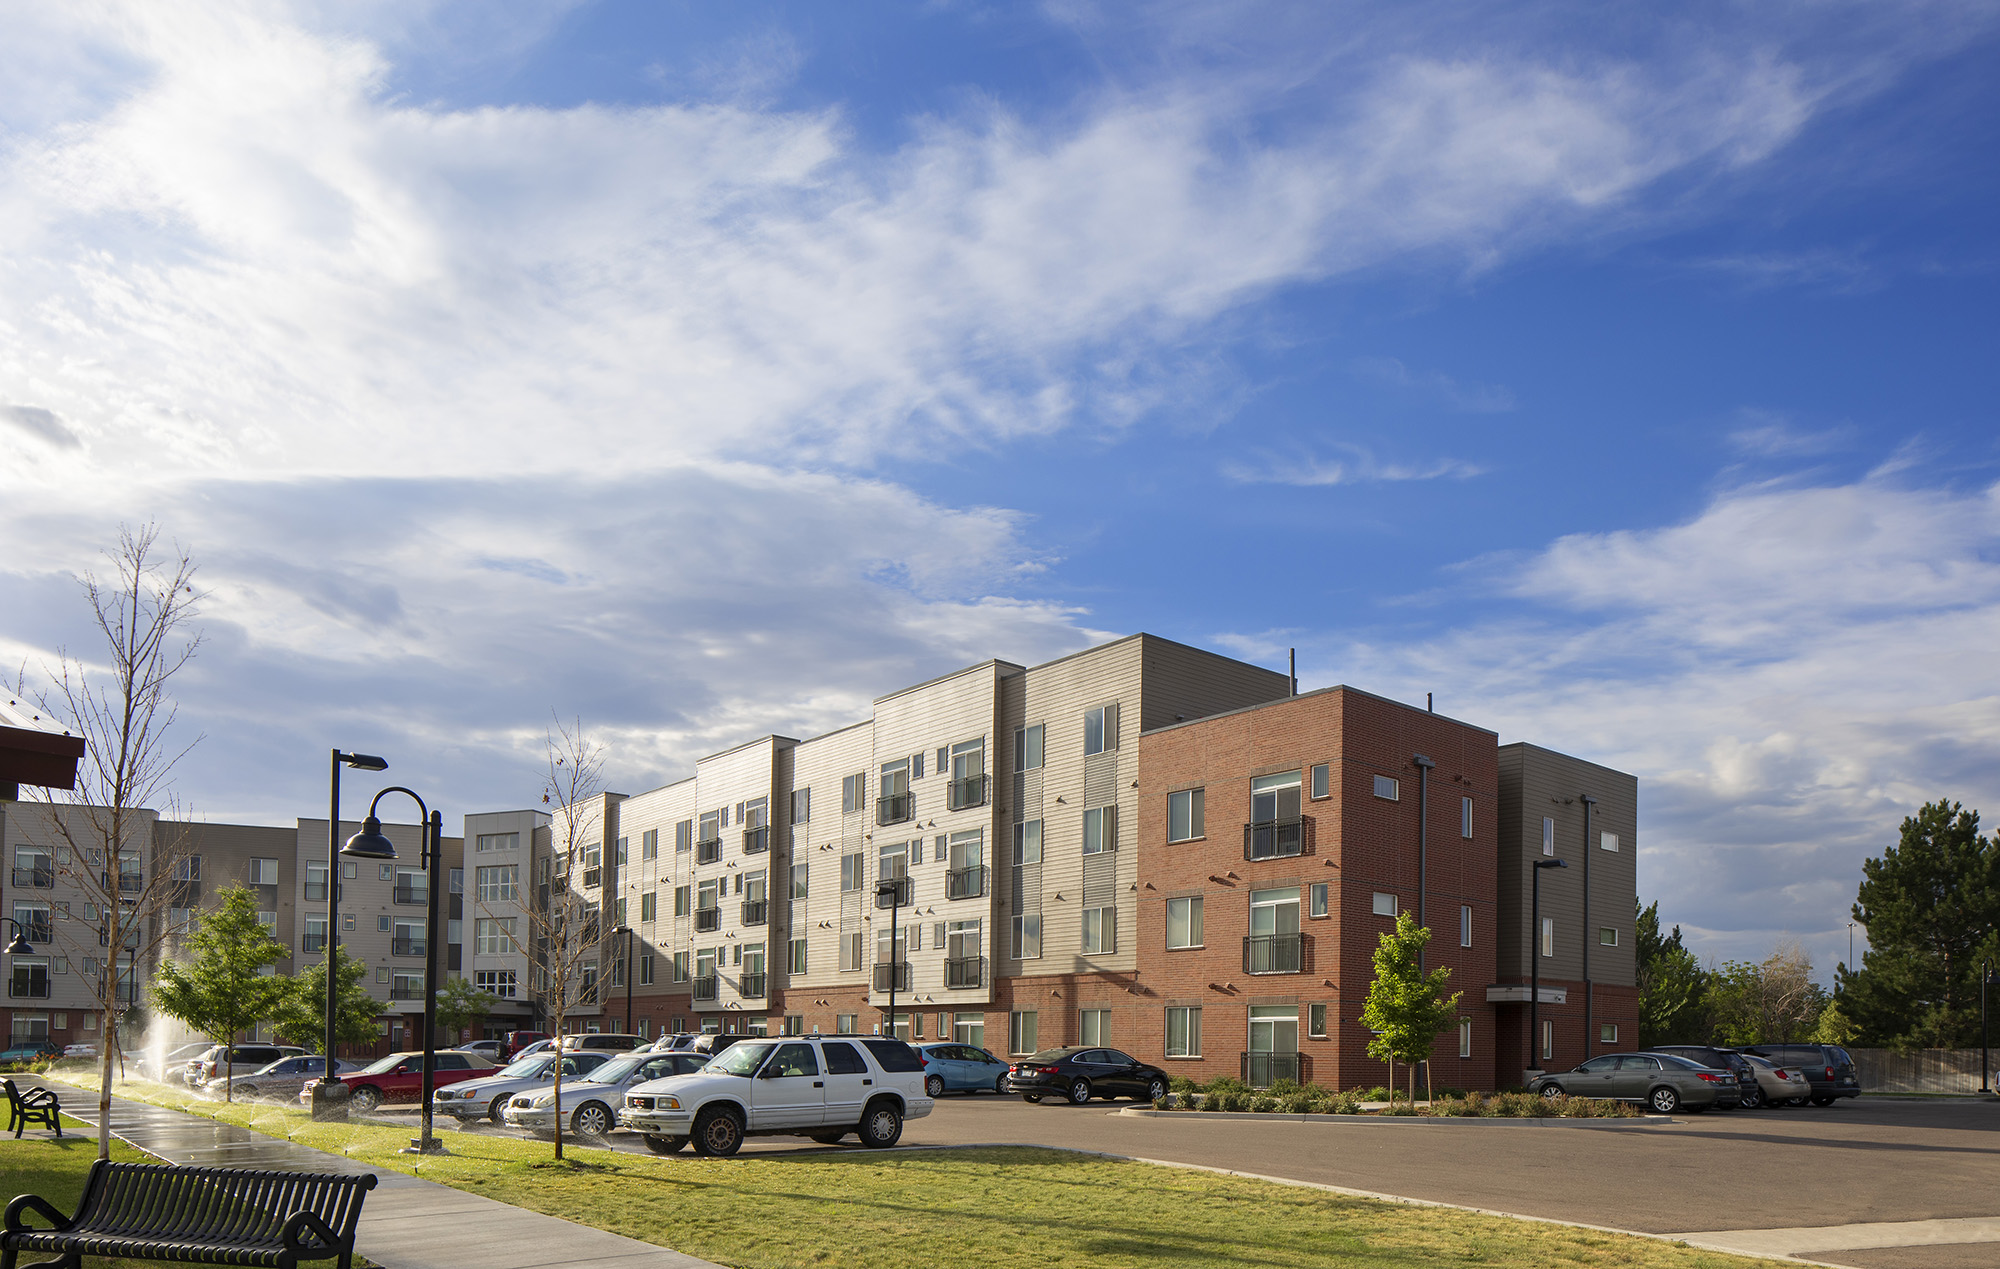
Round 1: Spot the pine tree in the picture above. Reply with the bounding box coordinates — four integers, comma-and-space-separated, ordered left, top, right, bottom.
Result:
1360, 911, 1461, 1103
152, 885, 287, 1101
1636, 899, 1707, 1045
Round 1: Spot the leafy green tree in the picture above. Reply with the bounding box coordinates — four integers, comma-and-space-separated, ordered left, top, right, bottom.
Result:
1360, 911, 1462, 1103
1840, 800, 1999, 1049
267, 948, 379, 1055
152, 885, 287, 1101
1810, 999, 1860, 1045
1636, 899, 1708, 1045
1705, 943, 1824, 1045
433, 977, 498, 1047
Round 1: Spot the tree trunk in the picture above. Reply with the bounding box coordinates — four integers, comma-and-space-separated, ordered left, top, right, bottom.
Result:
552, 1029, 565, 1161
98, 1046, 115, 1161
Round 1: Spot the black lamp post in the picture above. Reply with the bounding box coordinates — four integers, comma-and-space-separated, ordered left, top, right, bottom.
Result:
877, 879, 905, 1036
1982, 959, 1994, 1096
1529, 858, 1567, 1080
2, 917, 34, 955
343, 789, 447, 1155
613, 925, 634, 1034
312, 750, 387, 1123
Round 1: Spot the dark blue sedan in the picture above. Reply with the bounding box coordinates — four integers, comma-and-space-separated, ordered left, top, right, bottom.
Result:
916, 1043, 1012, 1097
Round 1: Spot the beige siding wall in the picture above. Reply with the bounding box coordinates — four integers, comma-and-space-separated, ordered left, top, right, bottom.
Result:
789, 721, 873, 996
462, 808, 548, 1017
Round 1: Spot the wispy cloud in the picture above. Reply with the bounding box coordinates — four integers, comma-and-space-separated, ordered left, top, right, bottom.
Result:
1226, 443, 1483, 486
0, 405, 79, 449
1727, 409, 1858, 457
1350, 356, 1517, 413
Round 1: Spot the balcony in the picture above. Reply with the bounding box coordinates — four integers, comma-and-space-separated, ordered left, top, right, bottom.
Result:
393, 882, 428, 905
10, 866, 52, 889
1241, 1051, 1301, 1088
392, 937, 427, 958
695, 838, 723, 864
1243, 933, 1305, 975
302, 881, 328, 901
872, 961, 910, 992
740, 900, 768, 927
8, 977, 51, 1000
947, 775, 988, 811
389, 984, 425, 1001
875, 876, 912, 909
742, 827, 769, 855
691, 975, 719, 1002
694, 907, 721, 933
877, 792, 914, 826
944, 956, 985, 989
1243, 818, 1304, 862
946, 866, 985, 901
114, 983, 140, 1007
738, 972, 767, 999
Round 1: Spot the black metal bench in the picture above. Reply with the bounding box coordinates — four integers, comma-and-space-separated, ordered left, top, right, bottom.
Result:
1, 1081, 59, 1140
3, 1161, 376, 1269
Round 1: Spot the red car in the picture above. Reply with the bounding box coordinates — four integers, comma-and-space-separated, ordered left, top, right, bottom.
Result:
305, 1050, 496, 1112
500, 1031, 550, 1060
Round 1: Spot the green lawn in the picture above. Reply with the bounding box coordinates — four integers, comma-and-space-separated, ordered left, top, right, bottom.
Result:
38, 1074, 1781, 1269
0, 1116, 238, 1269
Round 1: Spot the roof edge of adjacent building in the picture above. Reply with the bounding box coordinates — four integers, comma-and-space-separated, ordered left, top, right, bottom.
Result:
1497, 740, 1638, 784
1139, 681, 1499, 739
870, 658, 1027, 707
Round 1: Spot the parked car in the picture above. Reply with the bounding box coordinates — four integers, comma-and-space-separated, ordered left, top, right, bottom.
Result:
0, 1041, 61, 1065
432, 1050, 612, 1122
511, 1039, 556, 1061
1529, 1052, 1730, 1113
306, 1050, 498, 1112
230, 1055, 356, 1101
133, 1042, 210, 1081
558, 1033, 647, 1054
499, 1031, 550, 1060
189, 1044, 307, 1089
1004, 1048, 1171, 1106
645, 1033, 702, 1053
915, 1043, 1011, 1097
453, 1040, 504, 1061
621, 1036, 932, 1156
1648, 1046, 1757, 1109
61, 1044, 99, 1059
1742, 1044, 1861, 1105
505, 1050, 711, 1137
1741, 1053, 1814, 1106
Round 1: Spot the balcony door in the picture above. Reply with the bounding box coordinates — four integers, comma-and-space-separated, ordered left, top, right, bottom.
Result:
1247, 1005, 1299, 1086
1246, 889, 1300, 973
1248, 772, 1302, 859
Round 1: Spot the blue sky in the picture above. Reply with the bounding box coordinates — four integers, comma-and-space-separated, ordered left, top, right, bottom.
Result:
4, 0, 1998, 985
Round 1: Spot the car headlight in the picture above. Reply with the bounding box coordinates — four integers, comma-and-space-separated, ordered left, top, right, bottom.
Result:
530, 1092, 557, 1108
657, 1095, 681, 1110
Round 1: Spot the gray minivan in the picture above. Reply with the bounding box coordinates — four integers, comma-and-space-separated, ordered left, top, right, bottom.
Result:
1742, 1044, 1861, 1105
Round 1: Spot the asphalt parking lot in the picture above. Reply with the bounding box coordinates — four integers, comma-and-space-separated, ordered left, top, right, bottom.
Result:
400, 1092, 2000, 1268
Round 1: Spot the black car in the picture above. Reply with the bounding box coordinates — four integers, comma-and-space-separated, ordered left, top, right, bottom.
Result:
1647, 1046, 1757, 1109
1742, 1044, 1861, 1105
1004, 1047, 1169, 1105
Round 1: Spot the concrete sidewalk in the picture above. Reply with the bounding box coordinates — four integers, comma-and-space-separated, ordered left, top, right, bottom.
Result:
40, 1081, 724, 1269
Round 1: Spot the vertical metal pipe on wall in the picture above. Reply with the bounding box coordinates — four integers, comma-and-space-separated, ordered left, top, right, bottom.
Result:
1580, 794, 1596, 1058
1414, 755, 1434, 970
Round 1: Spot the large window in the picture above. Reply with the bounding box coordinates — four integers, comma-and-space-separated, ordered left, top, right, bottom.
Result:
949, 739, 987, 810
954, 1012, 985, 1047
476, 865, 518, 903
473, 918, 515, 955
1247, 888, 1300, 973
789, 938, 808, 974
476, 833, 519, 853
1082, 806, 1116, 855
642, 829, 659, 860
791, 863, 809, 899
1165, 1006, 1201, 1057
1083, 704, 1118, 756
1165, 897, 1203, 949
792, 787, 811, 824
1079, 1009, 1110, 1046
842, 773, 866, 815
675, 820, 693, 853
1081, 906, 1116, 955
841, 852, 865, 892
1009, 1010, 1039, 1055
1011, 914, 1041, 960
640, 891, 657, 923
476, 970, 518, 999
250, 857, 280, 886
1167, 788, 1204, 842
1015, 724, 1044, 771
1013, 820, 1042, 866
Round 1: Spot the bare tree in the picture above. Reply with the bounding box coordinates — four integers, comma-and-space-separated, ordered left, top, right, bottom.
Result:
18, 525, 204, 1160
494, 715, 607, 1160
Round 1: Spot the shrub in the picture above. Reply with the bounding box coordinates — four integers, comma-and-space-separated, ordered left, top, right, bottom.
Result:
1363, 1086, 1391, 1101
1169, 1075, 1199, 1097
1203, 1076, 1250, 1097
1197, 1092, 1223, 1112
1279, 1088, 1322, 1114
1249, 1095, 1279, 1113
1330, 1090, 1365, 1114
1265, 1078, 1302, 1097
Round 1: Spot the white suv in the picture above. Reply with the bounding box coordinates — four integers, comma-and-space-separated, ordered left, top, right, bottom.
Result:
621, 1036, 932, 1156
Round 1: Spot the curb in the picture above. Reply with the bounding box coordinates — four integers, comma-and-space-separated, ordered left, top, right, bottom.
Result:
1118, 1107, 1675, 1127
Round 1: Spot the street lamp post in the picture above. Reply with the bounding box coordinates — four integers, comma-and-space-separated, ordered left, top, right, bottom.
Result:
876, 879, 905, 1036
1982, 960, 1993, 1096
1528, 858, 1567, 1083
312, 750, 387, 1123
613, 925, 634, 1034
343, 789, 447, 1155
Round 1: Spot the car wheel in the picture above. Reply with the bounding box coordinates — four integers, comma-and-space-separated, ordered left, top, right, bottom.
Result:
858, 1099, 904, 1148
691, 1106, 743, 1157
349, 1086, 381, 1113
808, 1131, 847, 1145
1067, 1078, 1093, 1106
1810, 1096, 1835, 1107
1739, 1087, 1762, 1109
1022, 1093, 1042, 1103
643, 1134, 688, 1155
1786, 1096, 1808, 1107
488, 1099, 507, 1122
1648, 1085, 1680, 1114
572, 1102, 612, 1138
925, 1074, 945, 1099
994, 1075, 1007, 1094
1145, 1077, 1168, 1103
1538, 1084, 1565, 1100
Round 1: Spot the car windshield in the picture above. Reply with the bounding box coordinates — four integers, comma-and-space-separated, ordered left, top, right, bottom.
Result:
1744, 1054, 1775, 1069
584, 1054, 649, 1083
1656, 1054, 1703, 1070
1026, 1049, 1078, 1063
499, 1055, 552, 1079
709, 1042, 778, 1077
354, 1053, 410, 1076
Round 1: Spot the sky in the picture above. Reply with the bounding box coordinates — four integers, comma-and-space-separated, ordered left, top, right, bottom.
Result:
4, 0, 1998, 986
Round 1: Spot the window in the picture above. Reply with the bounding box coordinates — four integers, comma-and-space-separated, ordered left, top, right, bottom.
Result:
1599, 927, 1619, 946
378, 863, 393, 881
1601, 831, 1620, 852
13, 903, 51, 944
642, 829, 659, 860
1167, 788, 1204, 842
1083, 704, 1118, 755
842, 773, 866, 815
1013, 820, 1042, 866
1015, 723, 1044, 771
791, 863, 808, 899
170, 854, 200, 882
475, 970, 517, 999
474, 918, 515, 955
878, 760, 912, 821
1079, 1009, 1110, 1046
1541, 917, 1555, 958
449, 867, 463, 895
641, 891, 657, 923
249, 857, 280, 885
476, 865, 518, 903
1459, 1018, 1473, 1058
303, 916, 327, 953
1165, 1006, 1201, 1058
878, 840, 909, 886
1010, 1010, 1039, 1055
1373, 775, 1399, 801
954, 1012, 985, 1047
1600, 1023, 1618, 1044
1011, 914, 1041, 960
1308, 883, 1328, 919
1541, 1019, 1554, 1061
1165, 897, 1202, 949
1542, 817, 1555, 856
1081, 906, 1116, 955
792, 787, 810, 824
675, 820, 693, 852
1309, 763, 1330, 799
841, 852, 865, 892
377, 915, 391, 932
9, 960, 50, 999
1460, 905, 1473, 948
609, 837, 626, 866
840, 931, 863, 973
672, 951, 689, 982
1461, 797, 1473, 839
789, 938, 808, 974
375, 966, 390, 984
613, 896, 628, 927
1371, 892, 1396, 917
476, 833, 519, 853
1308, 1003, 1328, 1038
1082, 806, 1116, 855
639, 954, 655, 986
342, 914, 354, 931
913, 751, 926, 780
949, 739, 986, 809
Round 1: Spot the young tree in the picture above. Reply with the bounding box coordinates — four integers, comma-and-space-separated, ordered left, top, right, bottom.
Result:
1707, 943, 1828, 1046
1360, 912, 1462, 1104
1810, 999, 1860, 1046
1636, 899, 1708, 1046
1840, 800, 1998, 1048
433, 977, 499, 1047
267, 948, 380, 1055
152, 886, 287, 1101
17, 525, 205, 1159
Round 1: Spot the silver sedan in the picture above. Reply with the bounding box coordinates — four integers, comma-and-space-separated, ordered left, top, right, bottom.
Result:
431, 1051, 611, 1122
1742, 1053, 1813, 1107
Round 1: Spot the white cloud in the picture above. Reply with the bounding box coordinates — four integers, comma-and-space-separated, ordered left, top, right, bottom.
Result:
1225, 443, 1482, 487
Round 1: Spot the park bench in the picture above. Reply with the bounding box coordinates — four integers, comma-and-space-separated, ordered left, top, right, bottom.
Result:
1, 1080, 59, 1139
2, 1160, 376, 1269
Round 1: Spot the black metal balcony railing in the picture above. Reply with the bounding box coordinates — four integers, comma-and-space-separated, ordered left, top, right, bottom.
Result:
877, 792, 914, 826
740, 900, 768, 926
875, 876, 912, 909
1241, 1051, 1301, 1088
115, 984, 140, 1007
1243, 933, 1305, 975
9, 977, 52, 1000
11, 866, 53, 888
694, 907, 721, 932
393, 882, 428, 904
389, 984, 425, 1001
391, 936, 427, 957
1243, 819, 1304, 861
695, 838, 723, 864
872, 961, 910, 992
947, 774, 988, 811
738, 972, 767, 999
947, 865, 985, 900
302, 881, 328, 901
691, 975, 719, 1002
944, 956, 985, 989
742, 827, 769, 855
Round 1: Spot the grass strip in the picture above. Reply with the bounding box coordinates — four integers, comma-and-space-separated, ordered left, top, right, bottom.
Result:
47, 1074, 1781, 1269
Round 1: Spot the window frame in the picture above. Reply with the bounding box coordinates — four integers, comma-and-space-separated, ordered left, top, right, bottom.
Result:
1309, 763, 1330, 800
1373, 774, 1399, 801
1541, 816, 1555, 856
1015, 724, 1045, 772
1166, 788, 1204, 843
1308, 883, 1328, 919
1541, 916, 1555, 958
1599, 926, 1619, 947
1460, 796, 1473, 839
1081, 905, 1116, 955
1164, 896, 1203, 950
1307, 1003, 1327, 1039
1460, 904, 1472, 948
1371, 892, 1396, 918
1082, 703, 1118, 756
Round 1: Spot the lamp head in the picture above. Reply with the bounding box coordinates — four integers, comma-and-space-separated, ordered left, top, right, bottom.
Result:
3, 930, 30, 955
344, 753, 389, 772
342, 815, 398, 860
1534, 858, 1568, 870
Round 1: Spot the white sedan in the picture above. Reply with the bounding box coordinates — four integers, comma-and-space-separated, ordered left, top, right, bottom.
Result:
62, 1044, 99, 1059
503, 1051, 709, 1137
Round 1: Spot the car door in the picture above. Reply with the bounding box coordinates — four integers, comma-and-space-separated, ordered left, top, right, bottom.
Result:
933, 1046, 967, 1090
968, 1047, 1006, 1089
1565, 1055, 1620, 1096
818, 1041, 871, 1126
1612, 1055, 1664, 1099
1098, 1049, 1145, 1097
749, 1041, 826, 1131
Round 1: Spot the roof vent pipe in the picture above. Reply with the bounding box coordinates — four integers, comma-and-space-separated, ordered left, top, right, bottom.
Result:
1288, 648, 1297, 697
